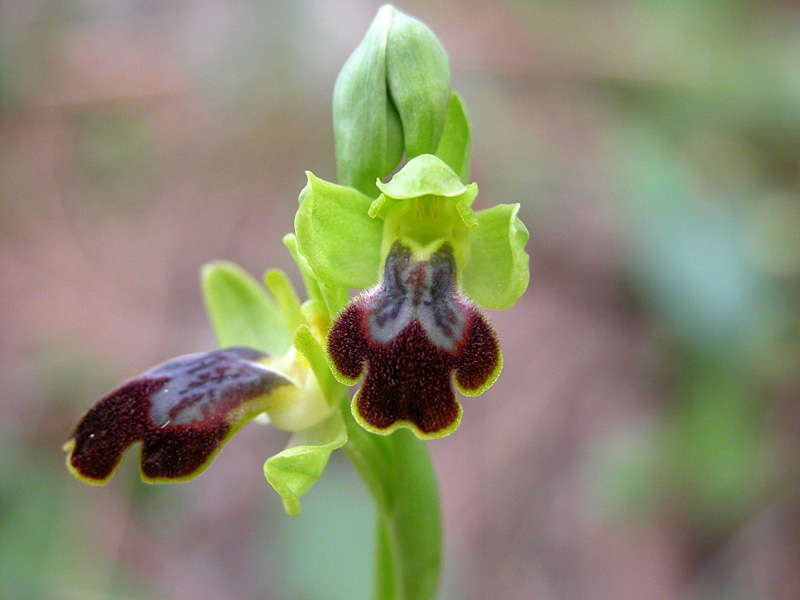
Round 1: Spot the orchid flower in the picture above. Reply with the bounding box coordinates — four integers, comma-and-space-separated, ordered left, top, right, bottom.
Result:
65, 7, 529, 599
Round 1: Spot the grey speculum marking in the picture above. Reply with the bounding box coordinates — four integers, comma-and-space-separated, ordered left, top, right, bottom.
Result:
147, 348, 285, 427
366, 241, 465, 351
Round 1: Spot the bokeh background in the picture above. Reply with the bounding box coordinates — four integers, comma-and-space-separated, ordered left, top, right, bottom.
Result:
3, 1, 800, 599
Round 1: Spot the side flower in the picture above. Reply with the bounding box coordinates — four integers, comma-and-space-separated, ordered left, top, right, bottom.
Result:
64, 264, 347, 516
294, 153, 530, 439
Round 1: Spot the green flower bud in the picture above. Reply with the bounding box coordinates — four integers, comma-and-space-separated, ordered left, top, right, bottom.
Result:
333, 4, 451, 196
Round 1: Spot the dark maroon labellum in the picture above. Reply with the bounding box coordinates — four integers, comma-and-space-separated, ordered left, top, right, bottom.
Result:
66, 347, 294, 482
328, 240, 501, 437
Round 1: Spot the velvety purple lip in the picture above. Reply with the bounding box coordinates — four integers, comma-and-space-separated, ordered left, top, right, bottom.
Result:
327, 241, 500, 436
66, 347, 293, 482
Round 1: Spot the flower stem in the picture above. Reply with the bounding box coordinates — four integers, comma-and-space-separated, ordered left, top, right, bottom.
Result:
342, 398, 442, 600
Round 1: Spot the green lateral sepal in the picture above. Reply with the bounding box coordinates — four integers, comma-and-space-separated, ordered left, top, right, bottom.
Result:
201, 260, 292, 356
295, 172, 383, 290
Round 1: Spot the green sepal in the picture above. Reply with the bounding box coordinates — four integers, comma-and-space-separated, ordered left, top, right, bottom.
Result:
435, 92, 471, 182
333, 5, 403, 196
462, 203, 530, 310
201, 261, 292, 355
385, 6, 451, 159
264, 411, 347, 516
295, 172, 383, 290
283, 233, 325, 312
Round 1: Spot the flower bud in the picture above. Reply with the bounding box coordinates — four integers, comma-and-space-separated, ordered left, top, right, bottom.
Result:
333, 5, 451, 196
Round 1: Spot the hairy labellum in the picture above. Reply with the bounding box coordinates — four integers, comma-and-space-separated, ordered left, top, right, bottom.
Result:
328, 240, 501, 438
65, 347, 295, 483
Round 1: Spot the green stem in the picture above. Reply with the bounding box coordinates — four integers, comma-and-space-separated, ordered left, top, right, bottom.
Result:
342, 400, 442, 600
375, 518, 396, 600
287, 237, 441, 598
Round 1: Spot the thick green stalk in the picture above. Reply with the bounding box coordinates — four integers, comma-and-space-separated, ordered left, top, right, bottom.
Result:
292, 257, 442, 599
342, 398, 442, 600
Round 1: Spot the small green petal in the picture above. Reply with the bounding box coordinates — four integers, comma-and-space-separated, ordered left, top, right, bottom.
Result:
456, 200, 479, 228
462, 203, 530, 310
293, 324, 343, 406
264, 411, 347, 516
201, 261, 291, 355
435, 92, 471, 183
294, 172, 383, 289
385, 7, 451, 159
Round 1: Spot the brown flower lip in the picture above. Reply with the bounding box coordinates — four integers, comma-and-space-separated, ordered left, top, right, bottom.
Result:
327, 240, 501, 438
65, 347, 294, 483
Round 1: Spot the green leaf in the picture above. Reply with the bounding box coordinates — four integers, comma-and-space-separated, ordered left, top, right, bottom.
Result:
295, 172, 383, 289
264, 411, 348, 516
462, 203, 530, 310
201, 261, 291, 355
333, 5, 403, 196
435, 92, 471, 182
385, 7, 451, 159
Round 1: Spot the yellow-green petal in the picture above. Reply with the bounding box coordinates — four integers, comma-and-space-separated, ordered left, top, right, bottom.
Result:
264, 268, 306, 337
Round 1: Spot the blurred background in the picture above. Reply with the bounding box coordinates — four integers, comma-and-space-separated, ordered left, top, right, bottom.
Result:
2, 1, 800, 598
